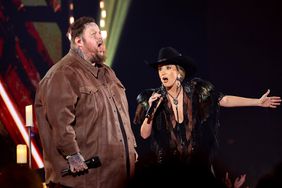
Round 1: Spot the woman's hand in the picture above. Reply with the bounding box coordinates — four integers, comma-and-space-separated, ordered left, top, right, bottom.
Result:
148, 92, 163, 107
258, 89, 281, 108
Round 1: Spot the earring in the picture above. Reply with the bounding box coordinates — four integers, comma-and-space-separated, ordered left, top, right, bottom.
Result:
177, 81, 181, 88
177, 74, 181, 81
176, 75, 182, 88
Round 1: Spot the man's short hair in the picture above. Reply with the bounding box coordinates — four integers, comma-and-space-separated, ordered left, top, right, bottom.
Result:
68, 16, 96, 43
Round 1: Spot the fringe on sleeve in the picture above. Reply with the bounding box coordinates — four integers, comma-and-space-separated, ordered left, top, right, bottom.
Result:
189, 77, 224, 160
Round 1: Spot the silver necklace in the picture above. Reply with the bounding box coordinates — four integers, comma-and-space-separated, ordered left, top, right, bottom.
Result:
167, 86, 182, 105
167, 86, 182, 122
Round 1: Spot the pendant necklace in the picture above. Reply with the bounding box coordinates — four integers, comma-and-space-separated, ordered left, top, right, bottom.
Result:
167, 86, 182, 105
167, 86, 182, 122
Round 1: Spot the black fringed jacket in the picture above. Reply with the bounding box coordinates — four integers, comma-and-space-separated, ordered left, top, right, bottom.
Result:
133, 77, 224, 166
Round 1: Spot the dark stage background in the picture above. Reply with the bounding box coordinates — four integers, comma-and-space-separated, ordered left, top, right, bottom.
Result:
1, 0, 281, 187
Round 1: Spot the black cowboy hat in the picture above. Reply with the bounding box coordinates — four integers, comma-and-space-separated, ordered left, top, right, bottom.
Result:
147, 47, 197, 79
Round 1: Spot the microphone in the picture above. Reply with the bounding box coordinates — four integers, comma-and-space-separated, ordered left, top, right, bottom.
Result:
61, 156, 101, 177
145, 99, 159, 119
145, 87, 166, 119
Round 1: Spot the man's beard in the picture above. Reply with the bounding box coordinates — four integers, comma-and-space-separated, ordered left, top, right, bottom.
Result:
90, 53, 106, 65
